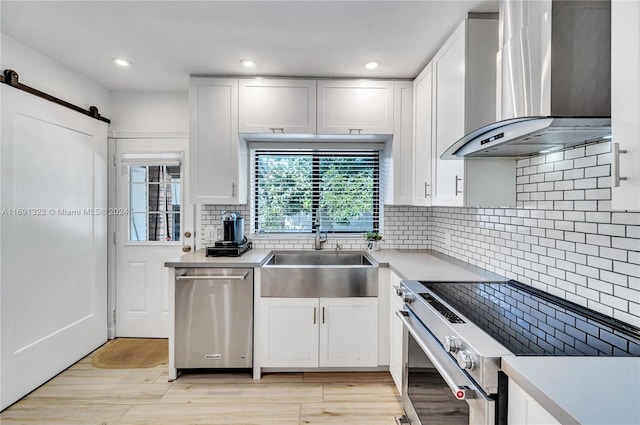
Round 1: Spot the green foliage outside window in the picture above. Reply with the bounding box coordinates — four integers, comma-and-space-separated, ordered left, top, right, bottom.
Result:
255, 152, 378, 233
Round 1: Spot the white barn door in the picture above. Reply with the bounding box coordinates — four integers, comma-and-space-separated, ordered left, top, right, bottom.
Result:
0, 85, 108, 410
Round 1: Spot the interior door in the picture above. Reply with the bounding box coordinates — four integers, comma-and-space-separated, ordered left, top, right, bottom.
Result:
115, 138, 193, 337
1, 85, 108, 410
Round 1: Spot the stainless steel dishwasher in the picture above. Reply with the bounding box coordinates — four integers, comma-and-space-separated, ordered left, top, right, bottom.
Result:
174, 268, 253, 368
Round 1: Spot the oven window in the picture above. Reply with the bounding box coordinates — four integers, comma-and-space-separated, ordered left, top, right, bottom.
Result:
407, 332, 469, 424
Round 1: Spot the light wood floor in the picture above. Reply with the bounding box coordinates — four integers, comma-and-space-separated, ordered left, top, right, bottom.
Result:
0, 344, 403, 424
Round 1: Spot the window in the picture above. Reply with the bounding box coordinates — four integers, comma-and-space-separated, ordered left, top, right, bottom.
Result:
129, 165, 181, 242
253, 149, 380, 233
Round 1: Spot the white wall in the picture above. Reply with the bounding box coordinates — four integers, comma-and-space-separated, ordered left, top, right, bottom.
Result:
109, 91, 188, 135
0, 34, 110, 116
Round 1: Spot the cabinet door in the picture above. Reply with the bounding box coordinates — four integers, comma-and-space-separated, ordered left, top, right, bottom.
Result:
612, 0, 640, 211
260, 298, 319, 368
239, 79, 316, 134
189, 78, 245, 204
319, 297, 378, 367
388, 81, 414, 205
317, 80, 394, 135
388, 272, 404, 393
413, 62, 433, 206
432, 21, 466, 207
508, 379, 562, 425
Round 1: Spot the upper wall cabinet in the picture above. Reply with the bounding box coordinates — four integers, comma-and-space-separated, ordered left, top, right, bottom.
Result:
317, 80, 394, 135
611, 0, 640, 211
412, 62, 433, 207
431, 17, 516, 207
386, 81, 414, 205
239, 79, 317, 134
189, 78, 247, 204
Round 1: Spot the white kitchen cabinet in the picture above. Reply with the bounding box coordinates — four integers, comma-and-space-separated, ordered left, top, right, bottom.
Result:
319, 297, 378, 367
412, 62, 433, 206
611, 0, 640, 211
260, 297, 378, 368
238, 79, 316, 134
259, 298, 319, 368
317, 80, 394, 135
385, 81, 414, 205
431, 18, 516, 207
508, 379, 561, 425
189, 77, 247, 204
388, 271, 404, 392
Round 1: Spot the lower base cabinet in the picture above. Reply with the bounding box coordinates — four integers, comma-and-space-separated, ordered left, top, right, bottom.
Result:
260, 297, 378, 368
508, 379, 561, 425
388, 271, 404, 392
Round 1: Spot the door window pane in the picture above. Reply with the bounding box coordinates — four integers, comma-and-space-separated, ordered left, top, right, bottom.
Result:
128, 165, 181, 242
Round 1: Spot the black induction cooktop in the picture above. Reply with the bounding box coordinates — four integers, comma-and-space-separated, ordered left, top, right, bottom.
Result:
420, 280, 640, 357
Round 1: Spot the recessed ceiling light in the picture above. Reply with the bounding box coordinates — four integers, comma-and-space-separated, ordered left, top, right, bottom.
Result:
112, 57, 131, 68
365, 61, 379, 70
241, 59, 256, 68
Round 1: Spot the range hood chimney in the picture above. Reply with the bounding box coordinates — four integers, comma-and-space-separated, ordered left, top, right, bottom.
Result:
443, 0, 611, 159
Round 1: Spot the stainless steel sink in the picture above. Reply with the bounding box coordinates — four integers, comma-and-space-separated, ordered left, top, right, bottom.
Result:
264, 252, 375, 266
261, 251, 378, 297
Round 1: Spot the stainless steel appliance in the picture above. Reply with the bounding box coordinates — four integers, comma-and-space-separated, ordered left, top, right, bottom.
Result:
175, 268, 253, 369
395, 280, 640, 425
443, 0, 611, 159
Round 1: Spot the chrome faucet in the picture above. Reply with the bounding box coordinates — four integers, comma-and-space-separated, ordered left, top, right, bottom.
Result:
314, 209, 327, 250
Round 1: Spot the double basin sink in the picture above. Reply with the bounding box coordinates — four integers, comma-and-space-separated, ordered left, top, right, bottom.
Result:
261, 251, 378, 297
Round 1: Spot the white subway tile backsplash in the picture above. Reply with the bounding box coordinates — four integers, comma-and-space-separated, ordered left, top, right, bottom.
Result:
598, 224, 626, 237
586, 142, 611, 156
565, 147, 586, 159
574, 156, 598, 168
201, 142, 638, 326
564, 168, 585, 180
627, 226, 640, 239
585, 164, 610, 178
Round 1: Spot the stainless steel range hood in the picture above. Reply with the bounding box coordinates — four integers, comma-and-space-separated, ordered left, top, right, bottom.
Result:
443, 0, 611, 160
443, 116, 611, 158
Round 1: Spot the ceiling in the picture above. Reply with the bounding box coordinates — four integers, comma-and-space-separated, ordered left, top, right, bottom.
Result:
1, 1, 497, 92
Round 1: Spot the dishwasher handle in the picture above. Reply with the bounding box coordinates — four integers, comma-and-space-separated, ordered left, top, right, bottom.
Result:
176, 272, 249, 281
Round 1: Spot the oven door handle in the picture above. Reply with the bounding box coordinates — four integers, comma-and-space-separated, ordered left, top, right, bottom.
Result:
397, 309, 491, 401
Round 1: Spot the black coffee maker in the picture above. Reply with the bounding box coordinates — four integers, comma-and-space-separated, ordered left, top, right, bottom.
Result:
207, 211, 251, 257
221, 211, 244, 244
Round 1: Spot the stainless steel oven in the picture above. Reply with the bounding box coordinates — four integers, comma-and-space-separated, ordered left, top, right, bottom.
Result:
397, 308, 497, 425
394, 279, 640, 425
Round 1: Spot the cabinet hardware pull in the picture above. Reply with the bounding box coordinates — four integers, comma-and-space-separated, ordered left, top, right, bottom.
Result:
613, 142, 628, 187
322, 306, 325, 324
348, 128, 363, 134
313, 307, 317, 324
270, 128, 285, 133
425, 182, 431, 198
455, 175, 462, 196
176, 273, 248, 281
232, 182, 236, 197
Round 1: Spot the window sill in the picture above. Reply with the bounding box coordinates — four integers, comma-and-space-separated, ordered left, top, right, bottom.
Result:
250, 233, 366, 240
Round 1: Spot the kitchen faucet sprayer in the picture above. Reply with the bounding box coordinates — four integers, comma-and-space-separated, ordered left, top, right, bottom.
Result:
314, 209, 327, 250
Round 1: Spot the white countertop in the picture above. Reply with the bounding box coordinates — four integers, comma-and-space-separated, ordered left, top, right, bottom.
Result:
164, 248, 272, 267
368, 249, 505, 282
502, 356, 640, 425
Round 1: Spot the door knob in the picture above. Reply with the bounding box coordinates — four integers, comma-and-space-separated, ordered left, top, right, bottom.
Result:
182, 245, 192, 253
184, 231, 192, 238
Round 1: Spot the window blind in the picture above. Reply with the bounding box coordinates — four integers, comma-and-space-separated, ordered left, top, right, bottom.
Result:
251, 148, 381, 233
